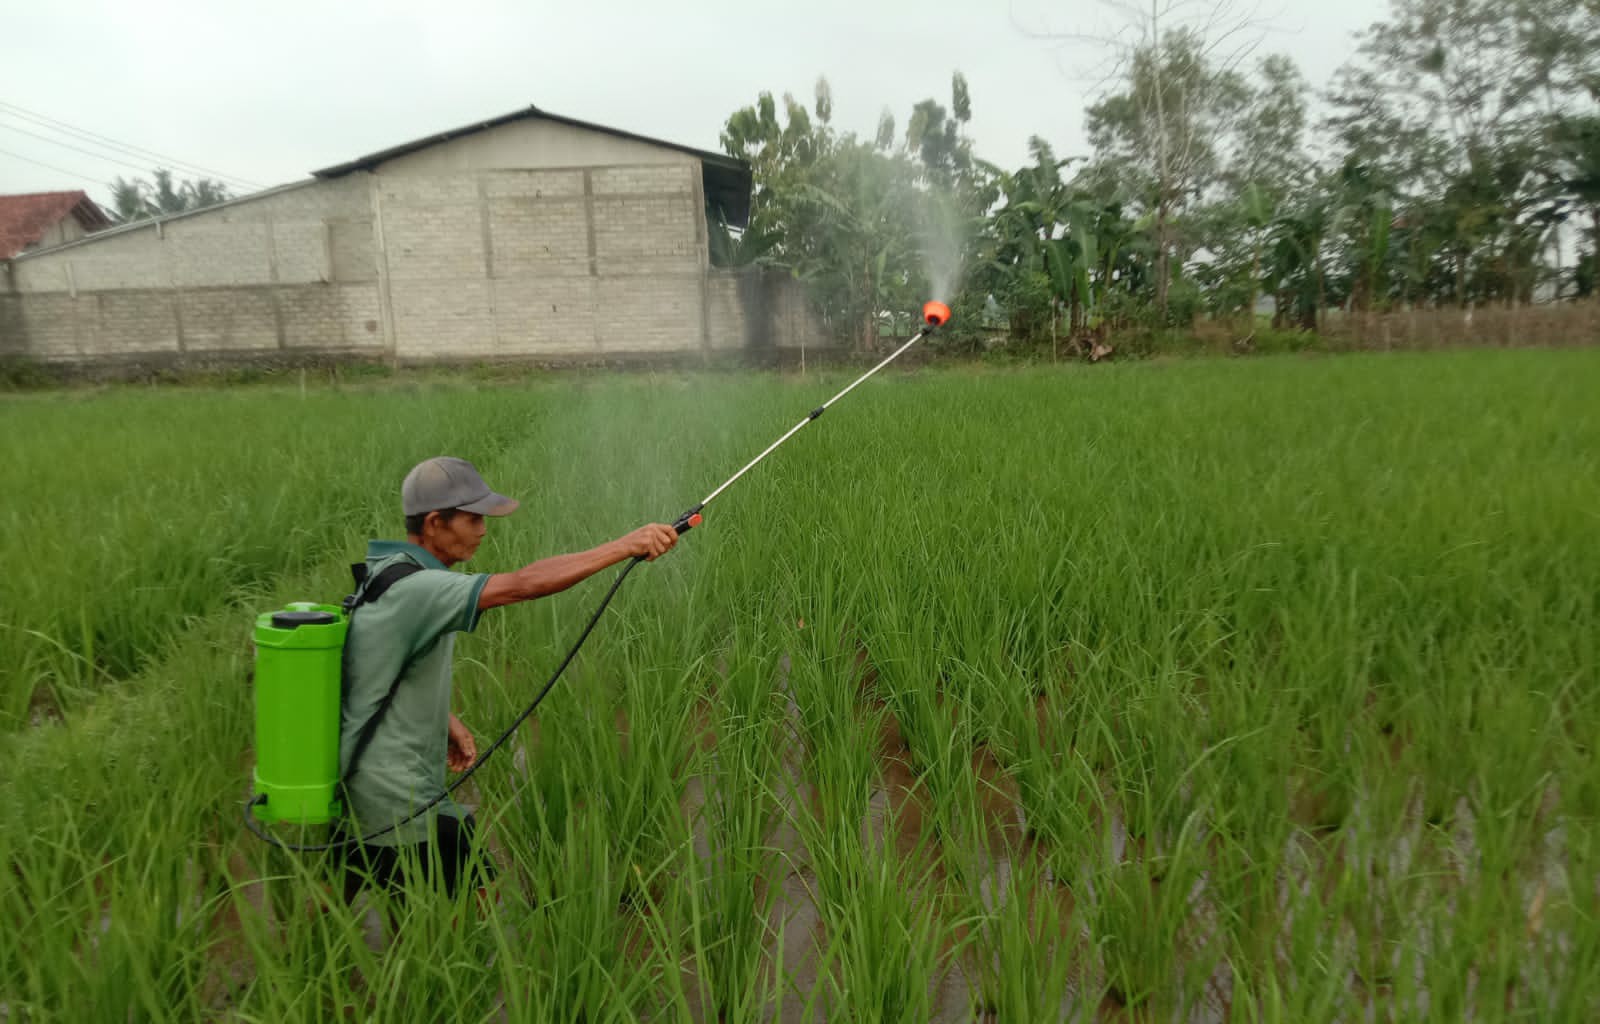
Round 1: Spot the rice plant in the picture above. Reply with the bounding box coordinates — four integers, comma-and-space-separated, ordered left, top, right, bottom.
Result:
1, 349, 1596, 1019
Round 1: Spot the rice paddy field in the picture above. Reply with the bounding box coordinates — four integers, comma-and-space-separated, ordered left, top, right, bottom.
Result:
2, 348, 1597, 1022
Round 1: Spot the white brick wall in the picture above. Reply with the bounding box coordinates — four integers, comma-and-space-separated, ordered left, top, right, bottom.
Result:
592, 275, 701, 352
590, 165, 693, 196
375, 161, 712, 359
390, 279, 493, 358
272, 221, 330, 283
280, 285, 384, 350
165, 221, 271, 287
492, 277, 597, 354
177, 289, 277, 351
98, 291, 181, 354
17, 292, 98, 358
18, 226, 167, 291
706, 274, 747, 350
591, 196, 699, 274
329, 219, 376, 282
484, 169, 586, 199
0, 175, 382, 360
490, 197, 589, 277
380, 174, 487, 284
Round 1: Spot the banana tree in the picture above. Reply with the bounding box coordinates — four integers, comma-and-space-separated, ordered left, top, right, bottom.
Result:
789, 142, 924, 352
707, 208, 781, 269
969, 143, 1122, 346
1326, 162, 1394, 313
970, 148, 1065, 339
1045, 203, 1101, 334
1267, 193, 1334, 330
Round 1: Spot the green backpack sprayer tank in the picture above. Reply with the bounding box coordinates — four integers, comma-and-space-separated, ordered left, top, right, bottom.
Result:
251, 603, 347, 825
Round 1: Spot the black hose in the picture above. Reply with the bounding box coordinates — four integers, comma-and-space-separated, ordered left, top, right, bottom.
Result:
242, 554, 646, 853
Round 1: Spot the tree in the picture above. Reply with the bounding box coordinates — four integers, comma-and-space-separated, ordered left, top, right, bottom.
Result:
1266, 184, 1335, 330
1018, 0, 1268, 323
791, 140, 927, 349
969, 140, 1072, 339
1084, 27, 1253, 322
1328, 161, 1397, 313
1325, 0, 1598, 307
905, 72, 976, 188
1194, 54, 1313, 324
1550, 113, 1600, 287
721, 74, 985, 351
108, 168, 232, 223
721, 88, 828, 233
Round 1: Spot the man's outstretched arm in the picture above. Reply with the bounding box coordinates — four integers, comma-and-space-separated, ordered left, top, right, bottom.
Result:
476, 523, 679, 610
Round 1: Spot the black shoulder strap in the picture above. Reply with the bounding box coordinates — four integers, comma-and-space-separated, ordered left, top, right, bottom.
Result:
363, 562, 423, 606
343, 561, 422, 615
340, 560, 427, 792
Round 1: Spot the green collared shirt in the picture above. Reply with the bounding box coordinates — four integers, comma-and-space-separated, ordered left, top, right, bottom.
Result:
339, 540, 490, 847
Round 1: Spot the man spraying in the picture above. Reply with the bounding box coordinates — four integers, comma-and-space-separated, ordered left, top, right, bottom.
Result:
337, 455, 678, 900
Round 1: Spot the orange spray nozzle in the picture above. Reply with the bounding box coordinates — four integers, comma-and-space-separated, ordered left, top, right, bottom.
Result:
923, 301, 951, 328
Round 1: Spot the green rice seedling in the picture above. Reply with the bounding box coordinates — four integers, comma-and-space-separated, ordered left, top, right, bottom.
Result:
1213, 829, 1362, 1020
776, 601, 958, 1016
801, 831, 957, 1023
1335, 779, 1435, 1009
1191, 736, 1296, 974
556, 667, 690, 910
950, 836, 1080, 1021
1086, 808, 1218, 1017
493, 785, 661, 1021
1088, 656, 1205, 852
670, 640, 786, 1018
2, 788, 234, 1020
1523, 819, 1600, 1019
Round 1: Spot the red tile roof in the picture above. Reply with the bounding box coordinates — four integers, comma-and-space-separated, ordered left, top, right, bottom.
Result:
0, 190, 113, 259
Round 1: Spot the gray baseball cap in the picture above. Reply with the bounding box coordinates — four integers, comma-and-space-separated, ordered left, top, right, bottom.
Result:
402, 456, 520, 517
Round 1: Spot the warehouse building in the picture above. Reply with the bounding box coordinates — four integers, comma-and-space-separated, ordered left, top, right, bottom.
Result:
0, 106, 822, 365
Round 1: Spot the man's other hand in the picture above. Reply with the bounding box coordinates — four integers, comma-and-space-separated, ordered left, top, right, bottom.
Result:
447, 713, 477, 772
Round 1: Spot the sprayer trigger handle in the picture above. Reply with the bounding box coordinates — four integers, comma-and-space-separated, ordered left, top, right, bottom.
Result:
673, 505, 705, 535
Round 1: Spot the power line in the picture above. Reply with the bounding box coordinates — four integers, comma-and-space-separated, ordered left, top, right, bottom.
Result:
0, 120, 194, 181
0, 144, 109, 189
0, 100, 265, 190
0, 100, 264, 189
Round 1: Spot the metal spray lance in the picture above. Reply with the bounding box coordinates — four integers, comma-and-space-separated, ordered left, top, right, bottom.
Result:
667, 299, 951, 536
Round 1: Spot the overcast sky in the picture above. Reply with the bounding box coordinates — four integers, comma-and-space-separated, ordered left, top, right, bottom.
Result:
2, 0, 1392, 208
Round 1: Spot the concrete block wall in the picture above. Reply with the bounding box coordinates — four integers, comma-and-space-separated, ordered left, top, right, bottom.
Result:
768, 273, 830, 351
705, 272, 748, 351
704, 268, 828, 353
378, 162, 711, 360
0, 174, 383, 360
